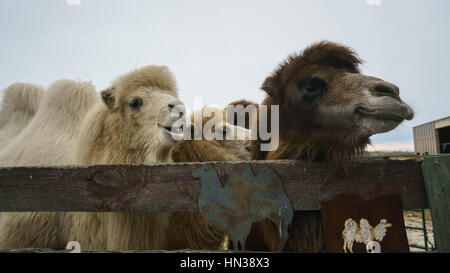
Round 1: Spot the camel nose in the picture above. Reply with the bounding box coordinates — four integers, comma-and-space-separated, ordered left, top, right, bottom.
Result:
371, 82, 400, 99
169, 103, 184, 118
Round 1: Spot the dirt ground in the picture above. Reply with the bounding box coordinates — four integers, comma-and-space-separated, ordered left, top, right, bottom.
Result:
403, 209, 435, 252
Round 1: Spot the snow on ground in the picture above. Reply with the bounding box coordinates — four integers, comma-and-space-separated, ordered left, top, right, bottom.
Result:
403, 209, 435, 252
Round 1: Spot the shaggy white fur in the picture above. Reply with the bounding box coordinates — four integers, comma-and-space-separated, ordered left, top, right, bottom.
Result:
67, 67, 252, 251
0, 80, 99, 166
0, 79, 99, 249
67, 65, 185, 250
0, 83, 44, 148
0, 66, 252, 251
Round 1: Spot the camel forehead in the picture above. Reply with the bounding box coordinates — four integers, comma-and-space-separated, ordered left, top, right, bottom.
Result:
116, 86, 176, 104
282, 41, 362, 75
272, 41, 363, 91
112, 65, 178, 97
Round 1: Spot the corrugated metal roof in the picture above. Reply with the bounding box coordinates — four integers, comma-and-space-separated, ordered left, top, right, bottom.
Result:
412, 116, 450, 154
413, 116, 450, 129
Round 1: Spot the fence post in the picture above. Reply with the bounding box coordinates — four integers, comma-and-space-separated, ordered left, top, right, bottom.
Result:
422, 156, 450, 253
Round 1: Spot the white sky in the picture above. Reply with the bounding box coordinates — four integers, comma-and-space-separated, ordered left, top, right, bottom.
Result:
1, 0, 449, 149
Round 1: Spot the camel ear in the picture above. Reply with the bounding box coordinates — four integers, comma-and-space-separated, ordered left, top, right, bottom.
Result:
101, 88, 115, 109
261, 76, 277, 98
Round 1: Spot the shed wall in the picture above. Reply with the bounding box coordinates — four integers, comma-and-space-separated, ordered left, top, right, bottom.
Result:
413, 122, 439, 154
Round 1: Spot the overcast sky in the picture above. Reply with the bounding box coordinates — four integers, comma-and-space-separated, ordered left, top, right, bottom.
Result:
1, 0, 449, 150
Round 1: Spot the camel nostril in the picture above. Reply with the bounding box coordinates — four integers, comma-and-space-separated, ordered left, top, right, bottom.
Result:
373, 84, 399, 99
169, 103, 184, 118
405, 108, 415, 120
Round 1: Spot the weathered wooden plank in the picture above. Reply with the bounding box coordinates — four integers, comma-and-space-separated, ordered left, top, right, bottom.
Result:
422, 156, 450, 253
0, 248, 232, 253
0, 158, 427, 212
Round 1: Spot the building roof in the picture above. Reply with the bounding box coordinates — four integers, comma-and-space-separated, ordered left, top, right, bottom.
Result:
413, 116, 450, 129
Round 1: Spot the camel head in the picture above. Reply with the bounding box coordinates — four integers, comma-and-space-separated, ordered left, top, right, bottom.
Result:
191, 106, 252, 160
101, 65, 186, 149
260, 41, 414, 160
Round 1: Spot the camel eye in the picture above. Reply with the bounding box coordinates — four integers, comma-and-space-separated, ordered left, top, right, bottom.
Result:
129, 98, 143, 111
298, 77, 327, 96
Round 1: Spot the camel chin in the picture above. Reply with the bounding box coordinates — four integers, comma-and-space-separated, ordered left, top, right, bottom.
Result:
157, 123, 185, 145
355, 94, 414, 136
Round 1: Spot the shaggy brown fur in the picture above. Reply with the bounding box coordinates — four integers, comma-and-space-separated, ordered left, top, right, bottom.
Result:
247, 41, 414, 252
251, 42, 366, 162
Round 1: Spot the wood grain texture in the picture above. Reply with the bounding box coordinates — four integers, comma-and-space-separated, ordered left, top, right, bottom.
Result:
0, 158, 427, 212
0, 248, 232, 253
422, 156, 450, 253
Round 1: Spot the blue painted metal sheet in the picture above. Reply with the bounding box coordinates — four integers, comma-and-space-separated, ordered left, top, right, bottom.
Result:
193, 163, 294, 251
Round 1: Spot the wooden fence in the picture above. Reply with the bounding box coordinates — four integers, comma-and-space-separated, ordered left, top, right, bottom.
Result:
0, 156, 448, 252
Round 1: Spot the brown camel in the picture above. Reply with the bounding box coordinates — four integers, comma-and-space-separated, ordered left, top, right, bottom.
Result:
247, 41, 414, 252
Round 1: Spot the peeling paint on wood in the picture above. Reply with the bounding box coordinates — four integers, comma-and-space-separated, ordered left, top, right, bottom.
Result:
194, 163, 293, 251
0, 158, 427, 212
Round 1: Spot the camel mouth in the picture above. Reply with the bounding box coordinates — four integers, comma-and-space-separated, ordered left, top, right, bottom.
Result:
355, 106, 406, 122
157, 123, 184, 139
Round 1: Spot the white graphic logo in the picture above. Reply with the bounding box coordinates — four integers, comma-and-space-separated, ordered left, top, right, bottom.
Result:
66, 241, 81, 253
67, 0, 81, 6
366, 0, 381, 6
342, 218, 391, 253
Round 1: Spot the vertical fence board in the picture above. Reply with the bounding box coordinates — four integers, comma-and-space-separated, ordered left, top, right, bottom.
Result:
422, 156, 450, 253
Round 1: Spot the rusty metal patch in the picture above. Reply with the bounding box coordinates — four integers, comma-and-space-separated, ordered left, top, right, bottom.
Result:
193, 163, 294, 251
